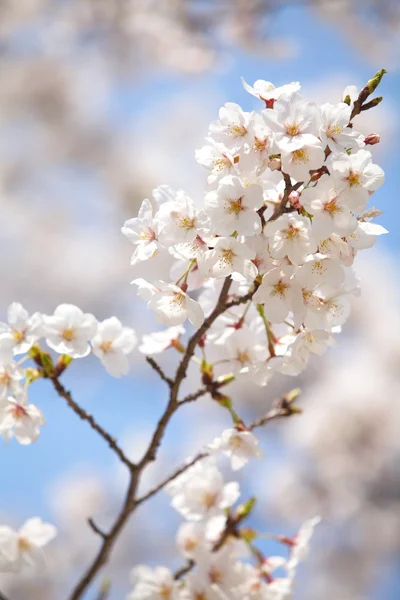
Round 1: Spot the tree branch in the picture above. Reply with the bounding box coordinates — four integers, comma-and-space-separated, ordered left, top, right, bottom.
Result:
50, 376, 134, 471
146, 356, 173, 386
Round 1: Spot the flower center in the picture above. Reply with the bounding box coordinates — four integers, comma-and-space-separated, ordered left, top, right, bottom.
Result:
159, 585, 172, 599
346, 170, 361, 187
13, 329, 26, 343
209, 566, 223, 584
284, 225, 300, 239
292, 148, 309, 164
324, 198, 340, 214
229, 124, 247, 137
311, 261, 326, 275
286, 122, 300, 136
62, 328, 76, 341
99, 340, 113, 353
272, 281, 288, 298
236, 351, 250, 365
18, 537, 31, 552
226, 196, 245, 215
10, 404, 27, 420
326, 123, 342, 139
220, 248, 236, 264
253, 136, 268, 152
176, 216, 196, 231
139, 227, 156, 241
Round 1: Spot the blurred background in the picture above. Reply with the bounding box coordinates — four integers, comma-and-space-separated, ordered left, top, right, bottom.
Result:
0, 1, 400, 598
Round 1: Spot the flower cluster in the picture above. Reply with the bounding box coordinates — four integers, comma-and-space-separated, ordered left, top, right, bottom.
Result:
128, 455, 320, 600
0, 302, 136, 446
123, 75, 386, 386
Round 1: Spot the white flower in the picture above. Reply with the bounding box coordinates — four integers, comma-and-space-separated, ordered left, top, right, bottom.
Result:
296, 256, 345, 288
287, 516, 321, 578
0, 303, 42, 359
0, 361, 25, 401
253, 267, 302, 323
263, 94, 319, 152
195, 138, 238, 184
157, 190, 209, 245
127, 565, 179, 600
122, 198, 162, 266
0, 393, 44, 445
139, 325, 185, 355
329, 149, 385, 212
245, 234, 276, 276
347, 220, 388, 250
241, 78, 300, 105
43, 304, 97, 358
281, 141, 325, 182
208, 428, 262, 470
199, 237, 257, 281
147, 283, 204, 328
209, 102, 252, 150
301, 175, 357, 240
222, 327, 267, 380
166, 457, 240, 521
205, 176, 263, 236
91, 317, 137, 377
264, 214, 317, 266
0, 517, 56, 573
319, 102, 363, 152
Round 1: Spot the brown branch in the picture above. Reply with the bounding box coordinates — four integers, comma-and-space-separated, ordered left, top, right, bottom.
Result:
67, 276, 236, 599
0, 590, 10, 600
179, 387, 208, 404
88, 518, 107, 540
146, 356, 173, 386
50, 376, 134, 471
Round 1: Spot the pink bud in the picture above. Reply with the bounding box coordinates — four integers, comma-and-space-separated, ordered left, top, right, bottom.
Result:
364, 133, 380, 146
289, 190, 302, 210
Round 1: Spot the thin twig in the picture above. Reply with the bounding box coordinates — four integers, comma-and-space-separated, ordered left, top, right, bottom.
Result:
146, 356, 173, 387
136, 452, 207, 506
88, 518, 108, 540
50, 377, 134, 471
179, 387, 208, 404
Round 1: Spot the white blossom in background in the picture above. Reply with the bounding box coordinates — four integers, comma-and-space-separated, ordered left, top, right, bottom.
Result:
0, 392, 44, 445
139, 325, 185, 355
0, 518, 56, 573
0, 303, 42, 360
91, 317, 137, 377
208, 428, 262, 470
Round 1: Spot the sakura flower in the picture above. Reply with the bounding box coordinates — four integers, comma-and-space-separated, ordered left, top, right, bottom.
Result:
318, 102, 363, 152
245, 234, 276, 276
208, 428, 262, 470
0, 302, 42, 359
0, 517, 57, 573
286, 517, 321, 578
122, 198, 162, 266
209, 102, 252, 150
296, 256, 345, 288
247, 113, 274, 163
147, 283, 204, 328
329, 149, 385, 212
222, 328, 267, 380
263, 94, 319, 152
205, 176, 263, 236
281, 141, 325, 182
195, 137, 238, 184
91, 317, 137, 377
157, 190, 209, 245
166, 458, 240, 521
139, 325, 185, 355
127, 565, 179, 600
264, 214, 317, 266
199, 237, 257, 281
43, 304, 97, 358
0, 361, 25, 401
301, 175, 357, 240
253, 267, 302, 323
290, 330, 335, 359
0, 393, 44, 445
346, 220, 388, 250
241, 78, 300, 106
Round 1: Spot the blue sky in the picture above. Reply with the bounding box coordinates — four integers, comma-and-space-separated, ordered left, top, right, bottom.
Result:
1, 3, 399, 598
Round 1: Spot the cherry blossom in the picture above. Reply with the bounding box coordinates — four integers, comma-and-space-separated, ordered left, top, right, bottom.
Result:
264, 214, 317, 266
91, 317, 137, 377
0, 393, 44, 445
208, 428, 262, 470
0, 303, 42, 359
43, 304, 97, 358
0, 518, 56, 572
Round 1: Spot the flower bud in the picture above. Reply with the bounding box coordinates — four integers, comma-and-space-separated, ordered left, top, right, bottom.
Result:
289, 190, 302, 210
268, 156, 281, 171
364, 133, 380, 146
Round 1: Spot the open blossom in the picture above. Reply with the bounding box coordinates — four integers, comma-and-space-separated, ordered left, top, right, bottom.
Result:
209, 102, 252, 150
122, 198, 162, 266
0, 303, 42, 359
147, 283, 204, 328
319, 102, 363, 152
43, 304, 97, 358
241, 78, 300, 105
205, 176, 263, 236
301, 175, 357, 240
208, 428, 262, 470
91, 317, 137, 377
166, 458, 240, 521
127, 566, 179, 600
157, 190, 209, 245
263, 93, 319, 152
195, 137, 238, 184
347, 220, 388, 250
264, 214, 317, 266
0, 518, 56, 573
329, 149, 385, 212
253, 267, 302, 323
199, 237, 257, 281
139, 325, 184, 355
281, 141, 325, 182
287, 517, 321, 578
0, 393, 44, 445
221, 327, 267, 380
0, 361, 24, 401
